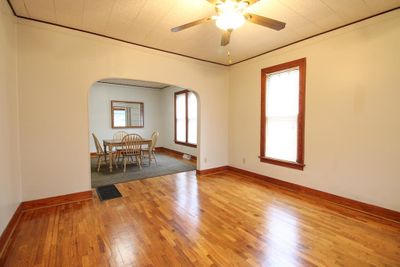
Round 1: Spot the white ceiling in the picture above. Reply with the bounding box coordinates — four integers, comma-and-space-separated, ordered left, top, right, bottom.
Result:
98, 78, 171, 89
9, 0, 400, 65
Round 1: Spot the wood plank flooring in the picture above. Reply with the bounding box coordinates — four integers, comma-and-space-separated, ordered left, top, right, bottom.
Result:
2, 171, 400, 266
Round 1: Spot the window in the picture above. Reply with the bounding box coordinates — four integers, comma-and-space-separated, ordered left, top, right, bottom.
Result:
175, 90, 197, 147
260, 58, 306, 170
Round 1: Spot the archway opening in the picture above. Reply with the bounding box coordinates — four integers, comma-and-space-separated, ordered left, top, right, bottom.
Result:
88, 78, 200, 188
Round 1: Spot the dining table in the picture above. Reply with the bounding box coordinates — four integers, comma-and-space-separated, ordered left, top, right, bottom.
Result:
103, 138, 152, 172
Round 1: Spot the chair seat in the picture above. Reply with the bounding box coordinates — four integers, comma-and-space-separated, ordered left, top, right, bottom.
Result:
97, 150, 116, 155
141, 148, 155, 152
120, 151, 140, 156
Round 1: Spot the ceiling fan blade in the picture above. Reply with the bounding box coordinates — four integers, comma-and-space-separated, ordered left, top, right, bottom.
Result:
221, 30, 232, 46
244, 0, 260, 7
171, 17, 212, 32
246, 13, 286, 30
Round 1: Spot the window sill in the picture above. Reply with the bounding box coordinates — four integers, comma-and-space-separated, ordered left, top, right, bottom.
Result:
259, 156, 305, 170
174, 141, 197, 148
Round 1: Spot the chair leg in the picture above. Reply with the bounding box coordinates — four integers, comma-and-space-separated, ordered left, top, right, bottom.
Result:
137, 155, 142, 169
153, 152, 158, 166
148, 151, 151, 166
116, 151, 121, 164
123, 157, 127, 173
97, 156, 102, 172
114, 153, 118, 169
96, 156, 100, 172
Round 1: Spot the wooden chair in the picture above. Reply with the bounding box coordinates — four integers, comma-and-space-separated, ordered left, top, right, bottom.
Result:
113, 131, 128, 163
113, 131, 128, 140
92, 133, 117, 172
120, 134, 143, 172
142, 131, 159, 166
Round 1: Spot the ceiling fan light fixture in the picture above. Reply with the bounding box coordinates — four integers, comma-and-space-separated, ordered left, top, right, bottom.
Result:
216, 12, 245, 30
170, 0, 286, 49
215, 0, 247, 30
215, 13, 246, 31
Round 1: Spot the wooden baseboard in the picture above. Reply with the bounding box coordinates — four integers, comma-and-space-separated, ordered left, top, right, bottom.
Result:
21, 190, 93, 211
227, 166, 400, 223
156, 147, 197, 160
0, 204, 23, 260
196, 166, 229, 176
0, 190, 93, 262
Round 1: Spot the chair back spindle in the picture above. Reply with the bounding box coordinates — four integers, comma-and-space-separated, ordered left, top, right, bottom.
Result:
113, 131, 128, 141
122, 134, 142, 156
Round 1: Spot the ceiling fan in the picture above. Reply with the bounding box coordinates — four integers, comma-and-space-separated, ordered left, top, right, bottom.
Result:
171, 0, 286, 46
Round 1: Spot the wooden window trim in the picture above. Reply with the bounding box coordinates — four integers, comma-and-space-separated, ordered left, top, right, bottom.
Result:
260, 58, 306, 170
174, 90, 197, 148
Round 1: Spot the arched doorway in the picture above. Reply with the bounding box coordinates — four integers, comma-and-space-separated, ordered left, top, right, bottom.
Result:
88, 78, 200, 188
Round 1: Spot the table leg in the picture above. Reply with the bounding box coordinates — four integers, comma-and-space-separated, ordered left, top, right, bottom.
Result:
103, 141, 107, 162
109, 144, 113, 172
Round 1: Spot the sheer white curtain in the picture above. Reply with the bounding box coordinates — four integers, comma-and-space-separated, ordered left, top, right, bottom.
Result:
176, 93, 186, 142
265, 68, 299, 162
187, 92, 197, 144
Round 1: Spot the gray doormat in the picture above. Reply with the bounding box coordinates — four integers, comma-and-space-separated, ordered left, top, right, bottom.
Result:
96, 184, 122, 201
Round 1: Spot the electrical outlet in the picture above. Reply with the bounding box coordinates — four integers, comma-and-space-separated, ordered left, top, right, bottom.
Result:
242, 157, 246, 164
204, 157, 207, 163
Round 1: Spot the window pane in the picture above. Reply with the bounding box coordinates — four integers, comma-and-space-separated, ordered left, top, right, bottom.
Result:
176, 93, 186, 142
265, 68, 299, 162
114, 110, 126, 127
187, 92, 197, 144
266, 118, 297, 161
266, 69, 299, 117
176, 119, 186, 142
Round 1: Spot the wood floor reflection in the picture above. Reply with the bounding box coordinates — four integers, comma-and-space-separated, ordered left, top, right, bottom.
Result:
3, 171, 400, 266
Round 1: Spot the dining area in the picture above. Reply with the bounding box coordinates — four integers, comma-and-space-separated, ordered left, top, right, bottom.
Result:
88, 87, 197, 188
90, 130, 196, 188
92, 131, 159, 173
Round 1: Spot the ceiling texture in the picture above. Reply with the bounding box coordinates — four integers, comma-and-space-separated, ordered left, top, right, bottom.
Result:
8, 0, 400, 65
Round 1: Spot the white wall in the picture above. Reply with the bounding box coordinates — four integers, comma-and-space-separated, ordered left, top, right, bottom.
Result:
7, 4, 399, 214
17, 19, 229, 201
0, 0, 21, 234
229, 10, 400, 211
160, 86, 198, 157
89, 83, 164, 152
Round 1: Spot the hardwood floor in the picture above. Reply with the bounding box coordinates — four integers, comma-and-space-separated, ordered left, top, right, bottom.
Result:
2, 171, 400, 266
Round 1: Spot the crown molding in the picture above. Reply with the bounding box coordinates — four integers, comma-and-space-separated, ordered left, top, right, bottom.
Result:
6, 1, 400, 67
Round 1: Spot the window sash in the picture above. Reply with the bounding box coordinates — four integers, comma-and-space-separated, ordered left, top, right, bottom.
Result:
265, 68, 299, 162
175, 93, 186, 142
175, 90, 197, 147
260, 58, 306, 170
187, 92, 197, 145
